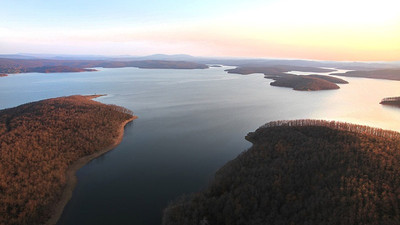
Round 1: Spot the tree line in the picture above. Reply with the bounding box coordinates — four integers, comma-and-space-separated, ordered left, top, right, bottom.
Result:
260, 119, 400, 139
381, 97, 400, 102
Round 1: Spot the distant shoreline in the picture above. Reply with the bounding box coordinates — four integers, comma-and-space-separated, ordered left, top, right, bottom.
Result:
0, 58, 209, 76
44, 107, 137, 225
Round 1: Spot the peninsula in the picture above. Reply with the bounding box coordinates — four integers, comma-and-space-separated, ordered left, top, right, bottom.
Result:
331, 69, 400, 81
225, 65, 335, 75
0, 95, 137, 225
225, 66, 347, 91
163, 120, 400, 225
269, 74, 346, 91
0, 58, 209, 76
380, 96, 400, 107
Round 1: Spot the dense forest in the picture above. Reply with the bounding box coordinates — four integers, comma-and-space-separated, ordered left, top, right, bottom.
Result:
0, 58, 208, 75
0, 95, 135, 225
380, 96, 400, 108
163, 119, 400, 225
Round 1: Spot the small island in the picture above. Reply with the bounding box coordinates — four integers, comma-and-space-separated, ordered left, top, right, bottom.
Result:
380, 96, 400, 107
269, 74, 347, 91
0, 95, 137, 225
225, 65, 347, 91
331, 69, 400, 81
163, 120, 400, 225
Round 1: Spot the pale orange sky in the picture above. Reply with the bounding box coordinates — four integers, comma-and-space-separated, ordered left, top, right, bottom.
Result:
1, 0, 399, 61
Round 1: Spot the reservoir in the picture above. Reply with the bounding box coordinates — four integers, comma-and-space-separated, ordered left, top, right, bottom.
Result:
0, 66, 399, 225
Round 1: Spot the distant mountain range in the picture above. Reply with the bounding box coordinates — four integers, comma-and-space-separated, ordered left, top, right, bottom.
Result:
1, 54, 399, 70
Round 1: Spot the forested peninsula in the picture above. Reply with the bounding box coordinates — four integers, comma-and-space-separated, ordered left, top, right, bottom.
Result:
331, 69, 400, 81
380, 96, 400, 108
0, 58, 208, 76
225, 66, 347, 91
0, 95, 136, 225
225, 65, 335, 75
163, 120, 400, 225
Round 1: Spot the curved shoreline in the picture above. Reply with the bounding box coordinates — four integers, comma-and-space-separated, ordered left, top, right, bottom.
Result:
44, 115, 137, 225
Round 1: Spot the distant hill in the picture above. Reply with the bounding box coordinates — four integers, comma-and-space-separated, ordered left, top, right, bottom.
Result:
2, 54, 399, 70
163, 120, 400, 225
112, 54, 199, 62
0, 54, 39, 59
0, 58, 209, 75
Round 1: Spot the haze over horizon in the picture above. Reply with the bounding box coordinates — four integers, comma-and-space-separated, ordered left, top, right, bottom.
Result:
1, 0, 399, 61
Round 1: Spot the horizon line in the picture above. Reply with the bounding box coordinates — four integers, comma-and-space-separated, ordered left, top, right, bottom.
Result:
0, 53, 399, 63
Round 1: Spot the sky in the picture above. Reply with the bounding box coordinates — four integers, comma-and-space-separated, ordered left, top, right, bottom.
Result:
1, 0, 399, 61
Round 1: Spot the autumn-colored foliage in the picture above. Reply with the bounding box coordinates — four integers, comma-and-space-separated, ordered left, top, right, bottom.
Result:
163, 120, 400, 225
0, 95, 134, 225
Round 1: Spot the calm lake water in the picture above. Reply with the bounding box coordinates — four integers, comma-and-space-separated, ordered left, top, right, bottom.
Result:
0, 66, 399, 225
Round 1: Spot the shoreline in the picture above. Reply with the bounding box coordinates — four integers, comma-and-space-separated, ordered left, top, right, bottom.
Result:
44, 115, 137, 225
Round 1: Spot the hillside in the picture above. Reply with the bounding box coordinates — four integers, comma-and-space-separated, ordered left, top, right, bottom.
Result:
0, 95, 136, 225
163, 120, 400, 225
